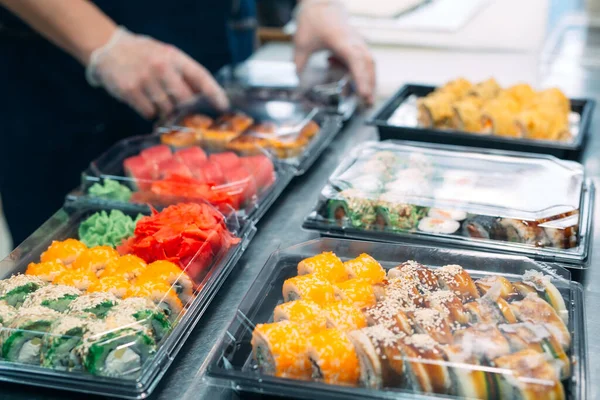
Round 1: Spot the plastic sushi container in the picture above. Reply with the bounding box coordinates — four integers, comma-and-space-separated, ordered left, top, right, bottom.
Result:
302, 141, 595, 269
218, 60, 358, 121
368, 84, 595, 160
0, 202, 256, 398
203, 238, 587, 400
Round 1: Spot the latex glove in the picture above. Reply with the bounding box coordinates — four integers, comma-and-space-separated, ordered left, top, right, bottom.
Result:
86, 27, 229, 118
294, 0, 375, 105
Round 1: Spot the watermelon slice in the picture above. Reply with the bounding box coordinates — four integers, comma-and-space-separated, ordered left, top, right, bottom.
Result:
140, 144, 172, 164
224, 166, 257, 206
242, 155, 275, 190
209, 152, 241, 171
175, 146, 207, 168
124, 155, 156, 190
157, 158, 193, 179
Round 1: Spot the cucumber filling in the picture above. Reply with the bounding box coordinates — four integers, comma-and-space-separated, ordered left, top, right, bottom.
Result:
17, 337, 42, 364
105, 346, 141, 376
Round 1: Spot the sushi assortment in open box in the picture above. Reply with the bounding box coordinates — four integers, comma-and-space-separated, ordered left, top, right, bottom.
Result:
0, 202, 252, 397
205, 239, 585, 400
304, 140, 594, 267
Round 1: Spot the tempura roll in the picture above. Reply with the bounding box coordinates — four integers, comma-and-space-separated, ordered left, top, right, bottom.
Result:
417, 93, 455, 128
452, 97, 484, 132
438, 78, 473, 99
467, 78, 501, 99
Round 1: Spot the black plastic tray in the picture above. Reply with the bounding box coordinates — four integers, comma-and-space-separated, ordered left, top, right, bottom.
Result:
368, 84, 595, 160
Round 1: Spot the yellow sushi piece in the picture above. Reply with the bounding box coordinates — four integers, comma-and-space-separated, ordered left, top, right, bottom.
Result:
125, 280, 183, 321
282, 275, 337, 306
531, 88, 570, 115
52, 269, 98, 291
481, 97, 522, 137
438, 77, 473, 99
334, 278, 377, 308
72, 246, 120, 277
137, 260, 194, 305
503, 83, 536, 107
251, 321, 311, 379
102, 255, 147, 281
467, 78, 501, 99
87, 275, 131, 298
297, 252, 347, 283
452, 97, 484, 133
343, 253, 386, 284
25, 260, 68, 282
321, 301, 367, 332
307, 329, 360, 385
273, 300, 327, 336
40, 239, 87, 265
417, 93, 455, 128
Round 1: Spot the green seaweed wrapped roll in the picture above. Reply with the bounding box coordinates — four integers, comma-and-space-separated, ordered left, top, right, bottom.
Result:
327, 189, 376, 229
106, 297, 172, 342
41, 314, 96, 370
22, 285, 81, 312
0, 301, 17, 326
67, 293, 119, 318
0, 275, 46, 308
375, 192, 427, 231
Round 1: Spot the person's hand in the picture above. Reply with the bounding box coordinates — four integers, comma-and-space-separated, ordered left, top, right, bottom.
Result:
294, 0, 376, 105
86, 27, 229, 119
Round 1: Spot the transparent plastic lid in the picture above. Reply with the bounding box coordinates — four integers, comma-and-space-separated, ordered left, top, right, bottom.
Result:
204, 238, 585, 400
0, 202, 254, 398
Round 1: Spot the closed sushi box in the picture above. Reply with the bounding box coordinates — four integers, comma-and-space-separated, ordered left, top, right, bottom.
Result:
0, 203, 256, 398
204, 238, 586, 400
368, 84, 595, 160
302, 140, 595, 269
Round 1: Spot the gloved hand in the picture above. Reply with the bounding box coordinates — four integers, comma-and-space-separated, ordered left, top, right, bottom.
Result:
86, 27, 229, 118
294, 0, 376, 105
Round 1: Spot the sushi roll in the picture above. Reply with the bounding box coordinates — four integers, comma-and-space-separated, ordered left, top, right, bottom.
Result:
300, 120, 320, 140
307, 329, 360, 385
467, 78, 501, 99
0, 274, 46, 308
374, 194, 426, 232
78, 321, 156, 378
273, 300, 327, 336
282, 275, 336, 306
427, 208, 467, 222
0, 301, 17, 326
532, 88, 570, 115
136, 260, 194, 305
464, 296, 512, 325
543, 221, 578, 250
521, 270, 568, 324
1, 306, 60, 364
442, 344, 498, 399
343, 253, 385, 285
407, 309, 453, 345
68, 293, 119, 319
498, 218, 549, 247
327, 189, 376, 229
453, 325, 511, 361
267, 135, 310, 159
378, 277, 424, 309
503, 83, 536, 106
22, 284, 81, 312
201, 113, 253, 151
438, 78, 473, 99
25, 260, 67, 283
514, 109, 557, 141
297, 252, 347, 283
425, 290, 469, 327
362, 300, 414, 335
476, 276, 517, 300
492, 349, 565, 400
387, 261, 440, 294
125, 280, 183, 322
462, 215, 502, 240
87, 276, 131, 299
41, 314, 96, 371
481, 97, 522, 137
160, 128, 202, 148
102, 255, 147, 281
321, 301, 367, 332
72, 246, 120, 277
417, 217, 460, 235
397, 334, 451, 394
334, 278, 377, 308
369, 150, 399, 168
251, 321, 310, 379
225, 134, 270, 156
512, 281, 538, 298
510, 294, 570, 351
417, 93, 454, 128
435, 264, 480, 302
348, 325, 405, 389
452, 97, 484, 133
53, 269, 99, 291
40, 239, 87, 265
107, 297, 172, 342
498, 323, 570, 379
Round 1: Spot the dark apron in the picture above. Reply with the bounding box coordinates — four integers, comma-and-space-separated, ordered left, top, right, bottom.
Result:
0, 0, 256, 244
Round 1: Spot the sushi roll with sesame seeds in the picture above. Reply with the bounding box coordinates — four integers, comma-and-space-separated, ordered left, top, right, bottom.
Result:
442, 344, 497, 399
41, 314, 96, 371
348, 325, 406, 389
87, 276, 131, 299
464, 296, 516, 325
434, 264, 479, 302
1, 306, 60, 364
72, 246, 120, 277
334, 278, 377, 308
397, 334, 451, 395
52, 269, 98, 291
297, 252, 347, 283
0, 301, 17, 326
475, 276, 517, 300
387, 261, 440, 294
78, 320, 156, 378
136, 261, 194, 305
453, 325, 511, 362
125, 280, 183, 322
321, 301, 367, 332
407, 308, 453, 345
106, 297, 172, 342
307, 329, 360, 385
520, 270, 568, 325
362, 300, 413, 335
273, 300, 327, 336
425, 290, 470, 327
0, 275, 46, 308
343, 253, 385, 284
282, 275, 337, 306
251, 321, 311, 379
67, 293, 119, 319
22, 284, 81, 312
377, 277, 424, 308
25, 260, 68, 283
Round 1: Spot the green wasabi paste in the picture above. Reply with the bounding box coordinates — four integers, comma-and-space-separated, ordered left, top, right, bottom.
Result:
78, 210, 143, 248
88, 179, 132, 202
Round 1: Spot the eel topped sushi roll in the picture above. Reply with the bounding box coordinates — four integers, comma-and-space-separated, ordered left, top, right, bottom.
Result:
443, 344, 498, 399
106, 297, 172, 342
0, 274, 46, 308
453, 325, 511, 362
321, 301, 367, 332
282, 275, 336, 306
498, 218, 549, 247
307, 329, 360, 385
407, 308, 453, 345
273, 300, 327, 336
388, 261, 440, 295
434, 264, 480, 302
41, 314, 96, 371
475, 276, 517, 300
362, 299, 414, 335
22, 284, 81, 312
378, 277, 424, 309
25, 260, 68, 283
2, 306, 60, 364
297, 252, 347, 283
343, 253, 385, 285
137, 260, 195, 305
521, 270, 568, 324
425, 290, 469, 327
464, 295, 516, 325
67, 292, 119, 319
40, 239, 87, 265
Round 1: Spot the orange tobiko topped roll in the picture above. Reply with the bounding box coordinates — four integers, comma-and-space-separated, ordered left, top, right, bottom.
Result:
282, 275, 336, 306
273, 300, 327, 336
26, 260, 67, 282
297, 252, 347, 283
321, 301, 367, 332
343, 253, 386, 284
40, 239, 87, 265
102, 255, 147, 281
72, 246, 120, 277
307, 329, 360, 385
334, 278, 377, 308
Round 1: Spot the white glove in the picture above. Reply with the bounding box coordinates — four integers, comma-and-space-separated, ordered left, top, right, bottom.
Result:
294, 0, 376, 105
86, 27, 229, 118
